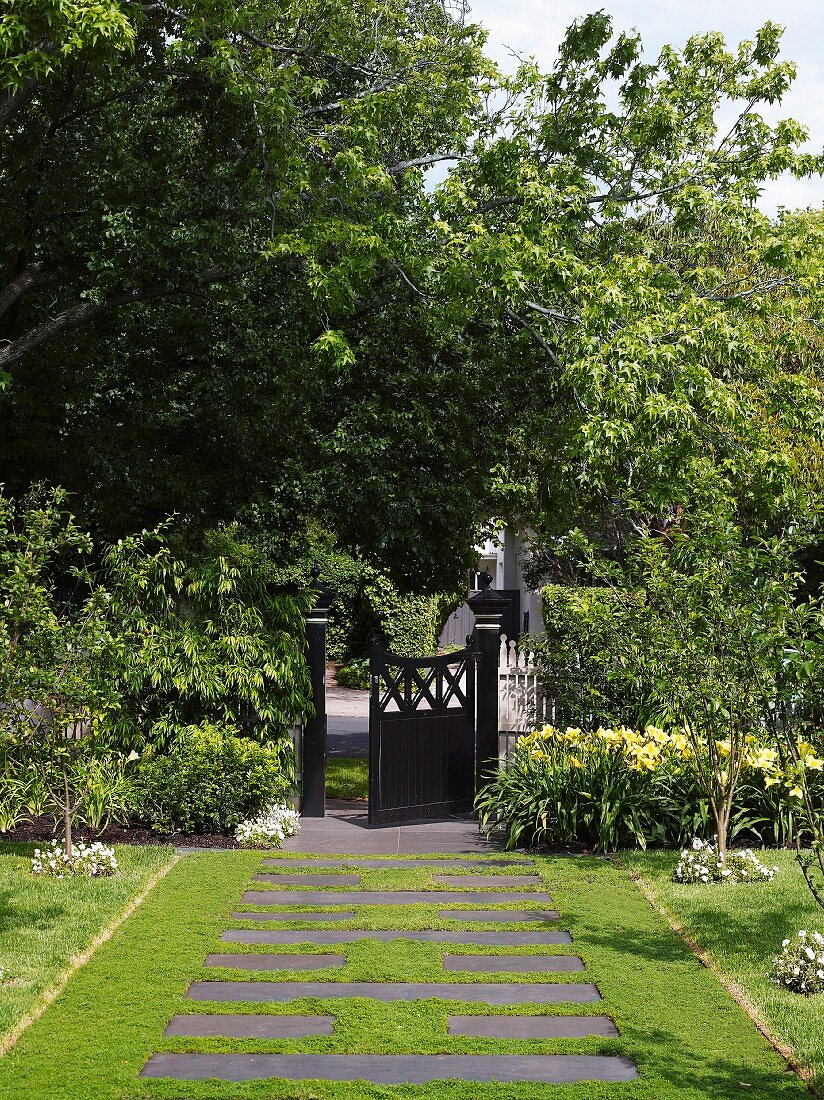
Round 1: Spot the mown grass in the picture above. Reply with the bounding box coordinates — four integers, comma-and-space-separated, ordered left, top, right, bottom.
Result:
325, 758, 368, 800
0, 849, 808, 1099
0, 841, 174, 1043
624, 847, 824, 1084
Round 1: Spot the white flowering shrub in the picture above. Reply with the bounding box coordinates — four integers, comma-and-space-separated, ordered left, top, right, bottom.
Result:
235, 802, 300, 848
771, 931, 824, 995
674, 838, 777, 884
31, 841, 118, 878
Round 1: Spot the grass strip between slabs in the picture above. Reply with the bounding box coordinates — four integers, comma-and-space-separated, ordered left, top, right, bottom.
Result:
0, 851, 810, 1100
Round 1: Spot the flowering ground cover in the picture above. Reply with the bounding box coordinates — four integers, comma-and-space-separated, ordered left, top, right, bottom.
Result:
624, 848, 824, 1084
0, 842, 174, 1045
0, 850, 807, 1099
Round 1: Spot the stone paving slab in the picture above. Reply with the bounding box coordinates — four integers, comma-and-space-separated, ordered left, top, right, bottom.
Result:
439, 910, 561, 922
222, 929, 573, 945
262, 858, 535, 869
204, 954, 346, 971
231, 912, 356, 923
141, 1053, 637, 1083
253, 874, 361, 886
187, 981, 602, 1004
282, 813, 498, 855
448, 1015, 619, 1039
240, 891, 555, 906
435, 875, 542, 887
164, 1015, 335, 1038
443, 955, 584, 973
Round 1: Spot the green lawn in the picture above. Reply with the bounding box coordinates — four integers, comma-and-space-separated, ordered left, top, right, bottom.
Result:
623, 847, 824, 1085
325, 757, 368, 800
0, 841, 175, 1046
0, 850, 808, 1099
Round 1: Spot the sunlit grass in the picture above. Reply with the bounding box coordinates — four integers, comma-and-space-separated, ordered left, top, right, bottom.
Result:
624, 847, 824, 1083
325, 758, 368, 800
0, 841, 174, 1042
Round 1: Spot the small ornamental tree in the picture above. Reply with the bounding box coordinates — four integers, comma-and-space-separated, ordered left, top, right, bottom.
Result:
0, 486, 130, 858
572, 512, 819, 865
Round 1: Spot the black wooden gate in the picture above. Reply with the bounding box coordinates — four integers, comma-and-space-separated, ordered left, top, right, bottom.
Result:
368, 640, 476, 825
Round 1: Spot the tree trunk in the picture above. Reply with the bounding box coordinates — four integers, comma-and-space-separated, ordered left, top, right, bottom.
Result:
62, 764, 73, 862
713, 806, 728, 866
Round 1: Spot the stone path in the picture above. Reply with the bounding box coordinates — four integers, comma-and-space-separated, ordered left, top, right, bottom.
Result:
140, 842, 639, 1088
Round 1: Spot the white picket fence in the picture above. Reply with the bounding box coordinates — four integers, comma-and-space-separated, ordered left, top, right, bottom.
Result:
498, 634, 548, 758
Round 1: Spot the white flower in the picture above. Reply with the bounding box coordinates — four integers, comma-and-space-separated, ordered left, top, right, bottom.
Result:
235, 803, 301, 849
692, 838, 703, 850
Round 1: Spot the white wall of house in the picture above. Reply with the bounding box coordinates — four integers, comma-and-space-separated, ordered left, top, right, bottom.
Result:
439, 527, 544, 648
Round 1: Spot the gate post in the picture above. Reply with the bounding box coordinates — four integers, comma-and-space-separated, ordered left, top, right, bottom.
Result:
302, 567, 335, 818
468, 571, 510, 791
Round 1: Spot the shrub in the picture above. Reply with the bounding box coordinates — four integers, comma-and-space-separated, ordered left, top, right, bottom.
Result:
336, 659, 370, 690
771, 931, 824, 995
674, 838, 777, 884
477, 723, 699, 851
31, 841, 118, 878
476, 723, 821, 852
235, 802, 301, 848
129, 723, 289, 834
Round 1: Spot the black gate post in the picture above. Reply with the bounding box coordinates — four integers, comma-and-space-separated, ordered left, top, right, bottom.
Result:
467, 571, 510, 791
302, 567, 335, 818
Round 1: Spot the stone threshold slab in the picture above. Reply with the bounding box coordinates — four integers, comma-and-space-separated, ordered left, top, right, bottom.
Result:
241, 891, 554, 906
262, 858, 536, 869
439, 910, 561, 922
448, 1015, 619, 1038
164, 1015, 334, 1038
443, 955, 584, 973
204, 954, 345, 971
187, 981, 601, 1004
222, 930, 573, 945
253, 874, 361, 886
141, 1053, 636, 1083
231, 912, 356, 923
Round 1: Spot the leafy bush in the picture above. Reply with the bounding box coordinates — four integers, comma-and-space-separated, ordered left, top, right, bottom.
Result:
128, 723, 289, 834
235, 803, 301, 848
476, 724, 824, 853
536, 585, 644, 727
674, 838, 777, 884
336, 659, 370, 690
268, 530, 452, 661
104, 526, 312, 767
771, 931, 824, 995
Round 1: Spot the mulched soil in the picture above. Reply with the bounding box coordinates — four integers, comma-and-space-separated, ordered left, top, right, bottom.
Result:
5, 817, 246, 849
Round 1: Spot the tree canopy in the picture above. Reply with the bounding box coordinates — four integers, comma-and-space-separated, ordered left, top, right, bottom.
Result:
1, 3, 822, 585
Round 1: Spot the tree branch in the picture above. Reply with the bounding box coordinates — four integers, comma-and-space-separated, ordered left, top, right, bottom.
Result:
387, 153, 461, 175
0, 80, 38, 132
0, 261, 62, 321
0, 265, 242, 369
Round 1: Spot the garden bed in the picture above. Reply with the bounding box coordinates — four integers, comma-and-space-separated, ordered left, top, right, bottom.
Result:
5, 818, 251, 850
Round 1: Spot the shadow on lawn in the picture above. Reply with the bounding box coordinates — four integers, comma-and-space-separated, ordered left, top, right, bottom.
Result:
632, 1025, 804, 1097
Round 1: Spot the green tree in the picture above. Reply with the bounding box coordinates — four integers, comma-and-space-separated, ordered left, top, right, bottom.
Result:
424, 17, 824, 538
571, 514, 822, 863
103, 525, 314, 763
0, 485, 130, 856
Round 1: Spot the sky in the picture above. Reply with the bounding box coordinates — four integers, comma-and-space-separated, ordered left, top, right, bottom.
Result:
465, 0, 823, 215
